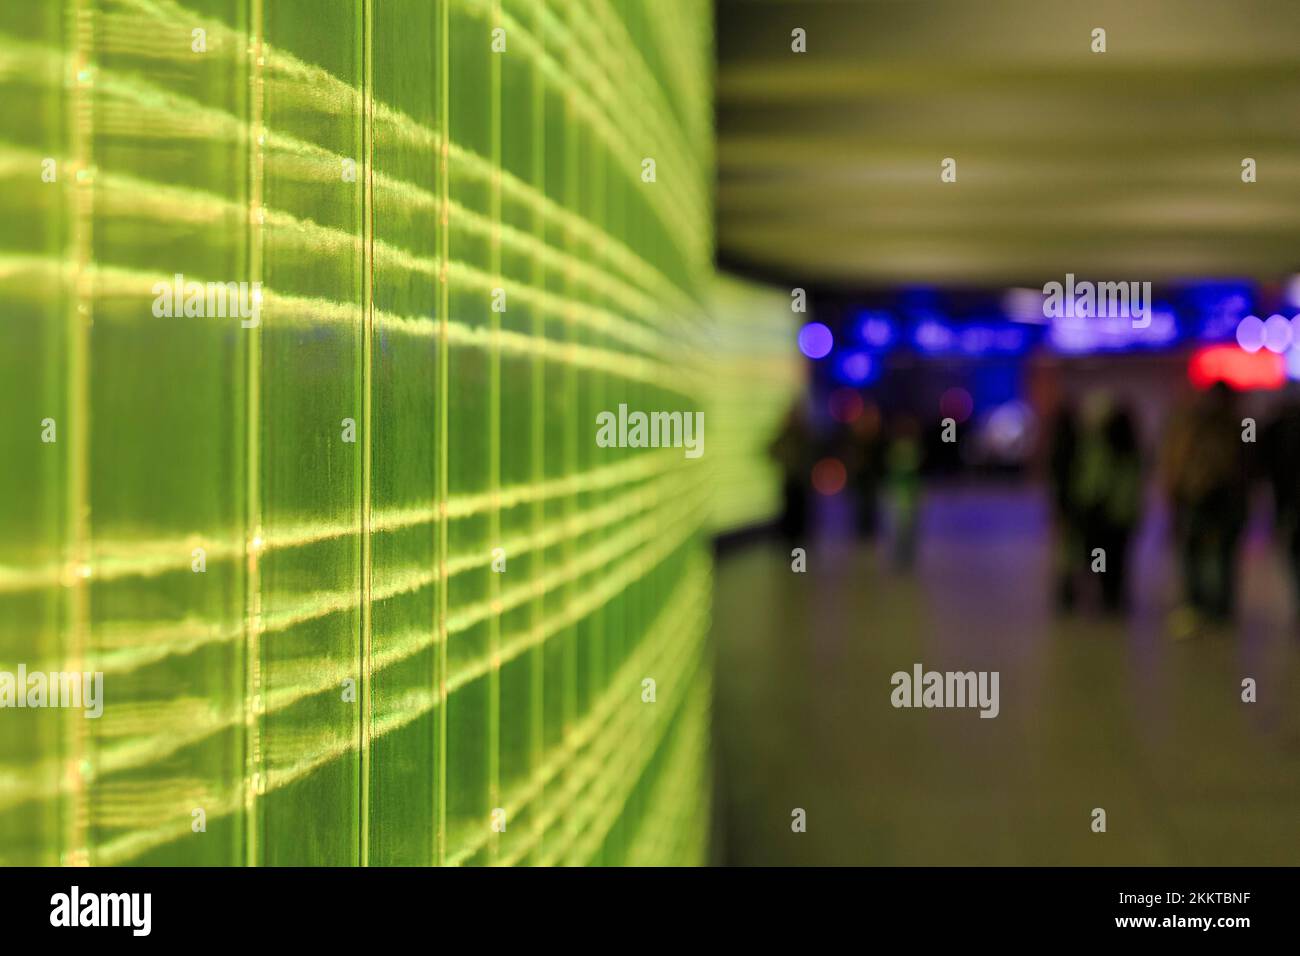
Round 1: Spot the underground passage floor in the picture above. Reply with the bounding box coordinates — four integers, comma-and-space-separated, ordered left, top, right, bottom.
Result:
710, 482, 1300, 866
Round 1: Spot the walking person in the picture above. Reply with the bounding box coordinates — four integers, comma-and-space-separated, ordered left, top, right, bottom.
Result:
1160, 383, 1248, 634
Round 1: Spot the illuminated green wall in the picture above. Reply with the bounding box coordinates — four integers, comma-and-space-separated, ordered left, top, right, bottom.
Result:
707, 277, 804, 534
0, 0, 795, 866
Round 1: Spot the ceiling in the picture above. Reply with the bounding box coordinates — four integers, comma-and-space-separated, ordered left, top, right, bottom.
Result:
715, 0, 1300, 289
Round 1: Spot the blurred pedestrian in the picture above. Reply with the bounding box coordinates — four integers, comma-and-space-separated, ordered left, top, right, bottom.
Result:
845, 400, 885, 538
769, 401, 814, 542
1160, 382, 1248, 630
886, 414, 923, 569
1075, 402, 1143, 613
1264, 384, 1300, 608
1047, 403, 1082, 609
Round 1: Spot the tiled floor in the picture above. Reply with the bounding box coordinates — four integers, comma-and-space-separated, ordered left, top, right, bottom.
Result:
712, 482, 1300, 865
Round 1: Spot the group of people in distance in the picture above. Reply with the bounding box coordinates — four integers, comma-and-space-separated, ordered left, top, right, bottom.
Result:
1050, 381, 1300, 635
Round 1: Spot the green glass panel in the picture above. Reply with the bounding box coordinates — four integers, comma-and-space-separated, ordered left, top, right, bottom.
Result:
0, 0, 796, 867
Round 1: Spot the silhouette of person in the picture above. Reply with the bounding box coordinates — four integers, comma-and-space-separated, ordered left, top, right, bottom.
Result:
1075, 402, 1142, 613
1264, 384, 1300, 607
1161, 382, 1248, 627
1047, 403, 1082, 609
885, 414, 922, 570
769, 401, 814, 542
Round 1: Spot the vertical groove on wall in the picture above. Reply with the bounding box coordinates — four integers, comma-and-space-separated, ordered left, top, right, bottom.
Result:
243, 0, 266, 869
526, 0, 546, 863
486, 0, 503, 866
435, 0, 451, 869
560, 0, 579, 857
357, 0, 375, 868
63, 0, 92, 867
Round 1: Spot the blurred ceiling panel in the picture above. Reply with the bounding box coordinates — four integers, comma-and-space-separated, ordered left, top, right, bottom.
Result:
716, 0, 1300, 288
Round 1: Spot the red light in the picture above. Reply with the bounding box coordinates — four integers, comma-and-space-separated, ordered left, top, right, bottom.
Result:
828, 388, 864, 423
1188, 345, 1284, 391
939, 386, 974, 423
811, 458, 848, 496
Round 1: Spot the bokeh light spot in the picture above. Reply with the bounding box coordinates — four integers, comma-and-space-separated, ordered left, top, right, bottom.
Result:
811, 457, 847, 496
1262, 313, 1293, 354
828, 387, 864, 423
939, 386, 974, 423
839, 351, 873, 384
798, 322, 833, 359
1236, 314, 1264, 353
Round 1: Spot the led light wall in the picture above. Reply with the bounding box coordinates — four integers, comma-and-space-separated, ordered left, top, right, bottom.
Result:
707, 277, 805, 534
0, 0, 796, 866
